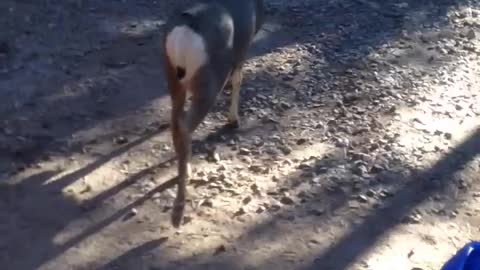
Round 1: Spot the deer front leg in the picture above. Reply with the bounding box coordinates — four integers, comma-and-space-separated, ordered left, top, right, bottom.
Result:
227, 66, 243, 128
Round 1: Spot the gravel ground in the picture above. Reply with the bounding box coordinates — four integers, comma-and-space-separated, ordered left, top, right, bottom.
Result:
1, 0, 480, 270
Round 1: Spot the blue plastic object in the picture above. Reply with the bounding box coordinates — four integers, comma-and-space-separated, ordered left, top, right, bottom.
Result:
441, 242, 480, 270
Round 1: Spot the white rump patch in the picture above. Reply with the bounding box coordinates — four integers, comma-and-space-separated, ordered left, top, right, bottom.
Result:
165, 25, 208, 83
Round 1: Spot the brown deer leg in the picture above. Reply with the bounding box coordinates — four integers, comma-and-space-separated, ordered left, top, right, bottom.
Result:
164, 57, 190, 228
171, 66, 225, 227
186, 67, 225, 133
227, 66, 243, 128
170, 92, 189, 228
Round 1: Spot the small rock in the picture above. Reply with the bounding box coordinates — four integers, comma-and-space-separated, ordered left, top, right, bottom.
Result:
351, 152, 370, 162
280, 101, 292, 110
298, 163, 313, 170
201, 199, 213, 208
268, 204, 281, 212
279, 145, 293, 155
183, 216, 193, 225
432, 208, 446, 216
349, 200, 362, 209
402, 213, 422, 224
458, 179, 468, 189
315, 166, 328, 174
352, 163, 369, 177
256, 206, 266, 213
467, 29, 476, 40
239, 148, 251, 155
297, 191, 309, 199
103, 57, 129, 69
240, 156, 252, 164
114, 136, 129, 145
250, 183, 260, 192
335, 137, 350, 148
327, 119, 338, 126
249, 164, 266, 174
369, 143, 380, 151
357, 195, 369, 203
444, 133, 452, 140
207, 151, 221, 163
234, 207, 246, 217
265, 146, 281, 156
251, 136, 263, 146
366, 189, 376, 197
387, 105, 397, 114
307, 208, 324, 216
352, 182, 363, 192
370, 164, 384, 173
190, 177, 210, 186
280, 195, 295, 205
296, 138, 308, 145
242, 196, 252, 205
214, 245, 227, 255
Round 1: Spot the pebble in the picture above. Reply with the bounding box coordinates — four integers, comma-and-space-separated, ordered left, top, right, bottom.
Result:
269, 204, 282, 212
214, 245, 227, 255
402, 213, 422, 224
280, 195, 295, 205
242, 196, 252, 205
296, 138, 309, 145
357, 195, 369, 203
279, 145, 293, 155
249, 164, 266, 174
201, 199, 213, 208
256, 206, 266, 213
239, 148, 251, 155
234, 207, 246, 217
370, 164, 385, 174
114, 136, 129, 145
208, 152, 221, 163
352, 163, 369, 177
366, 189, 376, 197
307, 209, 324, 216
467, 29, 476, 40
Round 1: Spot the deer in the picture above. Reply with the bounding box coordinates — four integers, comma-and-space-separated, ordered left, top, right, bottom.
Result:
162, 0, 265, 227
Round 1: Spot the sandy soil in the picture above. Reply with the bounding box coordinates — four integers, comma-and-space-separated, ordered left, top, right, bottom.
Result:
0, 0, 479, 269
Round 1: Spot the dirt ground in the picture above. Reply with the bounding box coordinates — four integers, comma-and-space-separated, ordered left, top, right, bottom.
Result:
1, 0, 480, 269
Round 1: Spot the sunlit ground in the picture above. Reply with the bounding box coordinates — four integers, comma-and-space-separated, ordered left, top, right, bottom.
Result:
2, 3, 480, 270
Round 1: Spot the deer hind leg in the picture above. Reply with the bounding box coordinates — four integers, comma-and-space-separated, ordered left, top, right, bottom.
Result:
171, 66, 225, 227
227, 66, 244, 128
164, 55, 190, 228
